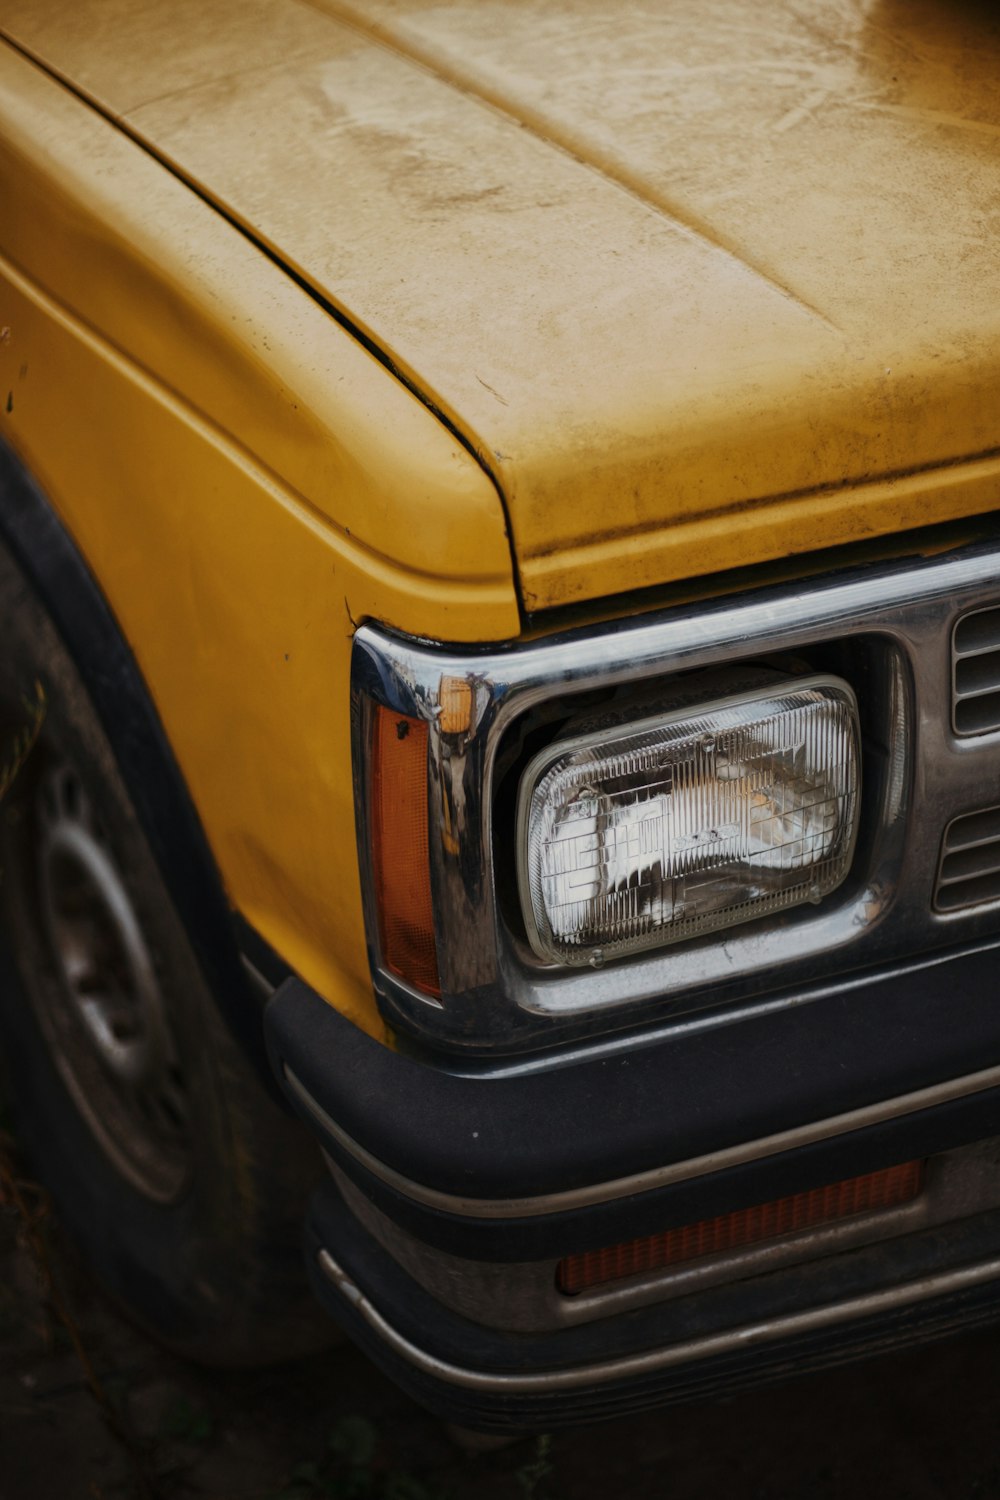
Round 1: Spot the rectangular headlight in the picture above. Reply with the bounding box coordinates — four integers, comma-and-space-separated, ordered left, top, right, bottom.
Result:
517, 676, 860, 967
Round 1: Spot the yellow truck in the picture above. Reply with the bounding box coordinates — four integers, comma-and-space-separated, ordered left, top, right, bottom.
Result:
3, 0, 1000, 1427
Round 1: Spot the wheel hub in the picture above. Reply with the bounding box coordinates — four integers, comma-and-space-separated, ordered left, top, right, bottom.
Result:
33, 762, 191, 1200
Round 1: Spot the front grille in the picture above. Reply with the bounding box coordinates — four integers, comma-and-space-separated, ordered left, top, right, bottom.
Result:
953, 607, 1000, 735
935, 805, 1000, 912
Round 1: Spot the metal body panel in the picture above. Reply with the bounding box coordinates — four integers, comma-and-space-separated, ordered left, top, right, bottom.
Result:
0, 48, 517, 1037
3, 2, 1000, 610
8, 0, 1000, 1423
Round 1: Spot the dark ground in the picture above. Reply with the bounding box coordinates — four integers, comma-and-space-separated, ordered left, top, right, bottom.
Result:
3, 1134, 1000, 1500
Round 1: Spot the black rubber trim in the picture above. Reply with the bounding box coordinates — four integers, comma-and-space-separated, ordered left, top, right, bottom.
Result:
266, 939, 1000, 1244
0, 436, 276, 1094
306, 1178, 1000, 1430
522, 506, 1000, 638
312, 1084, 1000, 1262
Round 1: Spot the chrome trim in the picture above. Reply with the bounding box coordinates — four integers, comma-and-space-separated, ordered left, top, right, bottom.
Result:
239, 953, 275, 1004
284, 1052, 1000, 1220
446, 932, 1000, 1080
352, 535, 1000, 1050
335, 1142, 1000, 1333
316, 1245, 1000, 1394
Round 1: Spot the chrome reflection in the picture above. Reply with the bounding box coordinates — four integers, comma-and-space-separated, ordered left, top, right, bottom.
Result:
352, 534, 1000, 1054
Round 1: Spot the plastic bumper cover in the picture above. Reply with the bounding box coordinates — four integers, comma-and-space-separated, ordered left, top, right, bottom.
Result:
264, 950, 1000, 1424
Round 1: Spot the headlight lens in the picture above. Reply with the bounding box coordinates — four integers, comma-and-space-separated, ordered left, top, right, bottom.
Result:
517, 676, 860, 966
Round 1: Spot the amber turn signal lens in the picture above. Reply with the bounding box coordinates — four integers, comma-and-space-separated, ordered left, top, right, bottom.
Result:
438, 676, 474, 735
557, 1160, 925, 1294
371, 706, 440, 996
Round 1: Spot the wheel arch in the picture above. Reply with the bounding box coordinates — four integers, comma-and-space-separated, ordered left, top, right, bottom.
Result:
0, 434, 278, 1095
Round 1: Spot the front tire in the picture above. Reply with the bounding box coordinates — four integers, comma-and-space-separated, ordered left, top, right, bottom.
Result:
0, 536, 329, 1365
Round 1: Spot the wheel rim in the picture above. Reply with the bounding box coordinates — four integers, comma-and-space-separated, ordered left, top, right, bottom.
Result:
31, 761, 192, 1202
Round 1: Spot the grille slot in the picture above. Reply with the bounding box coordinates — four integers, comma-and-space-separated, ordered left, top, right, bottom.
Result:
936, 805, 1000, 912
953, 607, 1000, 735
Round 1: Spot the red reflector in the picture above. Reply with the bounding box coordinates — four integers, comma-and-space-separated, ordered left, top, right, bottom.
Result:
371, 707, 440, 997
557, 1160, 925, 1295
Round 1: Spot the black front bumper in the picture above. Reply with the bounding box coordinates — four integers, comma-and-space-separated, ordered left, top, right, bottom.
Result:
265, 942, 1000, 1427
305, 1181, 1000, 1430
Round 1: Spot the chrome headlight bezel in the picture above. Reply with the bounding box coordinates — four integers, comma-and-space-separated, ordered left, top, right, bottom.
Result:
351, 533, 1000, 1058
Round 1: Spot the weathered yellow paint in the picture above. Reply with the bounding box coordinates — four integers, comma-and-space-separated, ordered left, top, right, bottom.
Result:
0, 47, 518, 1034
3, 3, 1000, 1025
4, 0, 1000, 611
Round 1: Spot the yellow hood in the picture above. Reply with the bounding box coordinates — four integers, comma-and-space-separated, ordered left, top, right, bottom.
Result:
5, 0, 1000, 612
